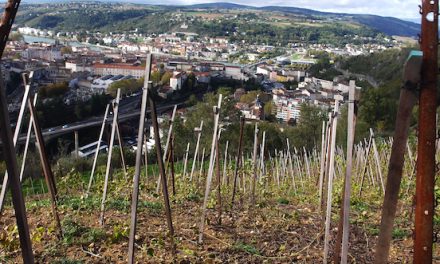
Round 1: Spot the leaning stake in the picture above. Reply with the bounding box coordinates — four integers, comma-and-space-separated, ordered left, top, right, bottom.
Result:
128, 54, 152, 264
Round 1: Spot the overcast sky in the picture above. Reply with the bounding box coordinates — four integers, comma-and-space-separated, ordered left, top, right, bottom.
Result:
148, 0, 420, 20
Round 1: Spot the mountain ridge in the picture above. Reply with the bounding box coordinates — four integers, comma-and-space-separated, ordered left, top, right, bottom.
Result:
16, 1, 420, 37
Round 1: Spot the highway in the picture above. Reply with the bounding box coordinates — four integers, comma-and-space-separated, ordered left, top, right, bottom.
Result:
8, 97, 181, 146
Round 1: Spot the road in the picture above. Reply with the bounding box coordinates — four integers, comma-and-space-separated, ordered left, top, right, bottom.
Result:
8, 100, 181, 146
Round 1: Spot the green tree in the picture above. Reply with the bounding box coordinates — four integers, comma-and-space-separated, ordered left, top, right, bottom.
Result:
108, 78, 143, 97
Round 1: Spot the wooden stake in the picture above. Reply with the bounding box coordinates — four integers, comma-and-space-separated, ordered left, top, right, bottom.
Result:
99, 89, 121, 226
182, 142, 190, 180
0, 71, 34, 263
0, 72, 32, 212
28, 96, 63, 238
190, 121, 203, 181
251, 123, 259, 206
86, 103, 110, 196
199, 95, 222, 244
156, 105, 178, 193
231, 117, 245, 209
149, 92, 175, 254
336, 81, 358, 263
128, 53, 152, 264
323, 100, 339, 264
370, 128, 385, 192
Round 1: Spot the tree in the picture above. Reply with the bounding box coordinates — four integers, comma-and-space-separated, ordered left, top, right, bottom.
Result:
151, 71, 161, 85
9, 32, 23, 42
61, 46, 73, 55
108, 78, 143, 97
160, 71, 173, 86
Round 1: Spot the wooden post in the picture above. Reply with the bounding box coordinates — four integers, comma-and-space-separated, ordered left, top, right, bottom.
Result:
323, 100, 339, 264
222, 141, 229, 185
115, 118, 127, 176
127, 54, 152, 264
0, 71, 34, 263
335, 81, 358, 263
149, 92, 175, 254
215, 129, 222, 225
199, 95, 222, 244
74, 130, 79, 158
358, 134, 373, 197
190, 121, 203, 181
19, 95, 38, 182
156, 105, 178, 193
318, 121, 327, 211
170, 134, 176, 196
231, 116, 245, 209
28, 97, 63, 238
86, 104, 110, 196
370, 128, 385, 192
260, 131, 266, 177
198, 147, 205, 184
182, 142, 190, 180
0, 72, 32, 212
286, 139, 297, 193
99, 88, 121, 226
374, 51, 422, 263
251, 123, 259, 206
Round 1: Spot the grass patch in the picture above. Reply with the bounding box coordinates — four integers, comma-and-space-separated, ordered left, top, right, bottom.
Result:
233, 242, 260, 255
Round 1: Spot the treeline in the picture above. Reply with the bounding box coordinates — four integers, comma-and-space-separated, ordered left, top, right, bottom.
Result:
337, 48, 415, 137
16, 7, 381, 47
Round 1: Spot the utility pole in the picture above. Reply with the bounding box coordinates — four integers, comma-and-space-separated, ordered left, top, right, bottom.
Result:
414, 0, 438, 263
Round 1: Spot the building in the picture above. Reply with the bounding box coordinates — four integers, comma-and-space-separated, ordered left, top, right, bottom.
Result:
91, 74, 133, 91
92, 63, 145, 78
170, 71, 187, 90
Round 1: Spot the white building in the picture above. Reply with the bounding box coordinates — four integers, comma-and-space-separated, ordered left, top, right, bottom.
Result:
93, 63, 145, 78
170, 71, 187, 91
91, 75, 133, 91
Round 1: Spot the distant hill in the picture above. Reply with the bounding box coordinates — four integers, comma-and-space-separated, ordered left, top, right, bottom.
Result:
181, 3, 420, 37
14, 1, 420, 42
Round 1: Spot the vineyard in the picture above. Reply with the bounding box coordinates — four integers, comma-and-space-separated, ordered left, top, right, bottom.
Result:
1, 124, 435, 263
0, 1, 439, 264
